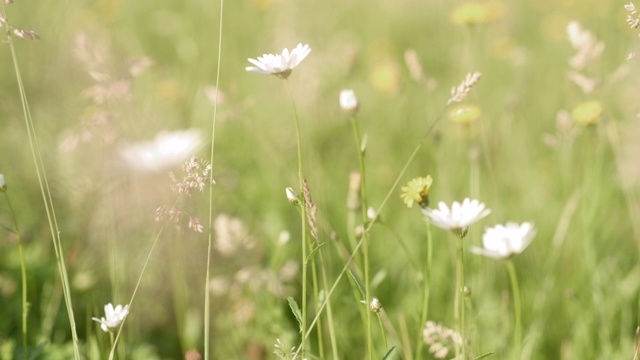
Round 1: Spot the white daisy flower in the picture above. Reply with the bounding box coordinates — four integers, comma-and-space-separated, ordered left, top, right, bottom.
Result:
472, 222, 536, 259
118, 129, 203, 173
422, 198, 491, 235
245, 43, 311, 79
92, 303, 129, 332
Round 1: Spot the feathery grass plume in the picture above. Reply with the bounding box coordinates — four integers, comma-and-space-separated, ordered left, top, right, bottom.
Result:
302, 177, 318, 242
566, 21, 604, 71
447, 72, 482, 106
169, 157, 213, 196
0, 13, 39, 40
423, 321, 463, 360
626, 3, 639, 29
274, 338, 298, 360
400, 175, 433, 209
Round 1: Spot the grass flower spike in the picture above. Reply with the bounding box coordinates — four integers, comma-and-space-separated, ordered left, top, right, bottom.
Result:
92, 303, 129, 333
246, 43, 311, 79
422, 198, 490, 234
472, 222, 536, 259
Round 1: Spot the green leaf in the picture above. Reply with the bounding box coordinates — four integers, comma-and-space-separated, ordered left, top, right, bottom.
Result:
473, 352, 495, 359
348, 269, 365, 297
381, 346, 396, 360
287, 297, 303, 333
305, 242, 326, 264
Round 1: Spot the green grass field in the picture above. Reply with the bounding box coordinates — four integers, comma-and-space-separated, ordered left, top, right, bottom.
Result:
1, 0, 640, 359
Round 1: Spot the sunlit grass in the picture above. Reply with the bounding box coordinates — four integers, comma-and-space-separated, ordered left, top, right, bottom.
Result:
1, 0, 639, 359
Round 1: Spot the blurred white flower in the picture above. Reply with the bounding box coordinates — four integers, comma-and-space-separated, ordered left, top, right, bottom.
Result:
339, 89, 359, 114
0, 174, 6, 191
118, 129, 203, 173
422, 198, 491, 235
472, 222, 536, 259
370, 297, 382, 313
245, 43, 311, 79
92, 303, 129, 332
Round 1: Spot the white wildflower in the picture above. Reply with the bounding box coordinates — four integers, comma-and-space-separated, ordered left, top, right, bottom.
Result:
246, 43, 311, 79
472, 222, 536, 259
92, 303, 129, 332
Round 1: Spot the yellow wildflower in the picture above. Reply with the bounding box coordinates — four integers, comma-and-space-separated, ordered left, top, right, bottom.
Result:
450, 1, 505, 26
401, 176, 433, 209
448, 104, 482, 124
571, 100, 602, 126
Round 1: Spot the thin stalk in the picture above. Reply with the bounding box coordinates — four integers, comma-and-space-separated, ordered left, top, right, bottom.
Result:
376, 312, 389, 352
109, 226, 165, 360
3, 11, 81, 358
415, 221, 433, 360
3, 191, 28, 359
286, 80, 309, 357
349, 115, 373, 359
506, 260, 522, 359
308, 253, 324, 358
205, 1, 224, 358
454, 233, 466, 359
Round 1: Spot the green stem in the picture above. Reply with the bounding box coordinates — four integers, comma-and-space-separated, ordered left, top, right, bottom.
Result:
506, 260, 522, 360
415, 221, 433, 360
205, 1, 224, 358
3, 192, 28, 359
3, 7, 81, 358
350, 115, 373, 359
286, 80, 308, 357
454, 233, 466, 359
376, 312, 388, 352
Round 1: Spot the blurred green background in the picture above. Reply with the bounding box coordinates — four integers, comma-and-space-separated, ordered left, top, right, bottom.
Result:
1, 0, 639, 359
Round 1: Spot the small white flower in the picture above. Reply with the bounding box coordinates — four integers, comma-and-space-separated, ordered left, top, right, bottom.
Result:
422, 198, 491, 235
472, 222, 536, 259
92, 303, 129, 332
0, 174, 6, 191
339, 89, 359, 114
246, 43, 311, 79
370, 297, 382, 313
118, 129, 203, 173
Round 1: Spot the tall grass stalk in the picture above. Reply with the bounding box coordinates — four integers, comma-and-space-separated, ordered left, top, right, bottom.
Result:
3, 12, 81, 359
415, 221, 433, 360
285, 80, 309, 357
2, 187, 29, 359
506, 260, 522, 359
454, 233, 467, 359
348, 114, 373, 358
204, 1, 224, 358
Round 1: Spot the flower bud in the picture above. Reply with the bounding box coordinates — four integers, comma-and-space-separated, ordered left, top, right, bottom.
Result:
285, 187, 300, 206
339, 89, 359, 115
0, 174, 5, 192
370, 297, 382, 313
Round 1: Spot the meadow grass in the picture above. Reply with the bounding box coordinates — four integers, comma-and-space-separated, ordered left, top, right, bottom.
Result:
1, 0, 640, 359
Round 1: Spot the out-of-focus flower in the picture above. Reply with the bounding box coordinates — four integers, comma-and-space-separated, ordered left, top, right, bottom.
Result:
401, 176, 433, 209
370, 58, 400, 96
245, 43, 311, 79
450, 1, 505, 26
472, 222, 536, 259
214, 214, 255, 256
422, 198, 490, 235
0, 174, 6, 192
423, 321, 463, 359
118, 129, 203, 173
448, 104, 482, 124
339, 89, 359, 114
571, 100, 602, 126
92, 303, 129, 332
285, 187, 300, 205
